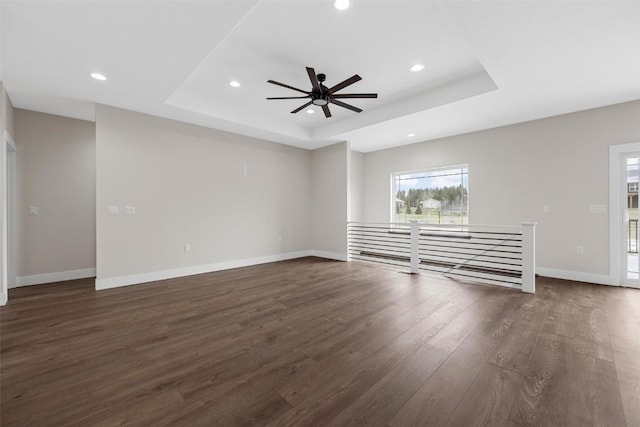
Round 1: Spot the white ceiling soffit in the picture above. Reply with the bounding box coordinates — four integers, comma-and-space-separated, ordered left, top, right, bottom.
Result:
2, 1, 257, 120
165, 1, 495, 148
2, 1, 639, 152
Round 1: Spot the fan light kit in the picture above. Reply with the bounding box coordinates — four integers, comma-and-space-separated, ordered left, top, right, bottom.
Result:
90, 72, 107, 81
334, 0, 350, 11
266, 66, 378, 118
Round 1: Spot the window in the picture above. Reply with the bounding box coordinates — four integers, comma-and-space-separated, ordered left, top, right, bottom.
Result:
629, 182, 638, 193
392, 165, 469, 225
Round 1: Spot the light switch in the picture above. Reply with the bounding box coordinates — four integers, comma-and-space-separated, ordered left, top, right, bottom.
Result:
107, 206, 119, 215
589, 204, 607, 214
124, 206, 136, 215
29, 206, 38, 216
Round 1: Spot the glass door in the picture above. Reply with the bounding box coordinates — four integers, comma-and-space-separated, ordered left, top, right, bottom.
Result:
624, 156, 640, 285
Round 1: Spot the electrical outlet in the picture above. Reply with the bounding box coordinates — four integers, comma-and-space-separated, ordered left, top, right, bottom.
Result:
124, 206, 136, 215
277, 235, 283, 242
107, 206, 119, 215
184, 243, 191, 253
29, 206, 38, 216
543, 205, 551, 213
576, 246, 584, 255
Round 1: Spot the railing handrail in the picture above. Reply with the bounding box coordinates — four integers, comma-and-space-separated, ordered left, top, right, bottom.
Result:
349, 221, 523, 231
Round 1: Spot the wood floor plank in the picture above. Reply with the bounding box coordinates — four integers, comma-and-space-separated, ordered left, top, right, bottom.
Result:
489, 295, 551, 374
509, 332, 627, 427
541, 302, 579, 338
508, 332, 567, 426
389, 333, 498, 427
624, 288, 640, 322
326, 344, 449, 426
1, 260, 638, 426
173, 380, 292, 426
610, 334, 640, 427
570, 306, 614, 362
89, 387, 186, 427
474, 291, 527, 340
385, 289, 484, 356
268, 347, 404, 426
605, 293, 640, 343
427, 298, 493, 354
445, 364, 521, 427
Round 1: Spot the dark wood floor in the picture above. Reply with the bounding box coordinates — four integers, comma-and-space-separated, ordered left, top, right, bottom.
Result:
1, 257, 639, 426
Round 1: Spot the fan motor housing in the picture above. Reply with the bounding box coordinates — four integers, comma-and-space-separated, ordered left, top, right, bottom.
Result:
312, 95, 329, 106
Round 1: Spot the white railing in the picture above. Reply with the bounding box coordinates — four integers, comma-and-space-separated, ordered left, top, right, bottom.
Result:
347, 221, 536, 293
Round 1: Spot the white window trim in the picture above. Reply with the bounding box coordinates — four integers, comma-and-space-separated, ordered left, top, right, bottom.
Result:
390, 164, 469, 225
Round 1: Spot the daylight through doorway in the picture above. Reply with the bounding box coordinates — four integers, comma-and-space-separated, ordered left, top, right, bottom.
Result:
626, 156, 639, 280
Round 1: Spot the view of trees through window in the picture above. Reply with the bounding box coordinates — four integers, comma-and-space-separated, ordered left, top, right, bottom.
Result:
393, 166, 469, 224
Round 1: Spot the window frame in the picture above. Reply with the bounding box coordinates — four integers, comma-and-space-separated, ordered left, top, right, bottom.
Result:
390, 164, 470, 225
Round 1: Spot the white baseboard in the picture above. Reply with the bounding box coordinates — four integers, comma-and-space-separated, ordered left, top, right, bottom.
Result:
14, 268, 96, 288
308, 250, 348, 262
95, 251, 315, 290
0, 293, 7, 306
536, 267, 615, 286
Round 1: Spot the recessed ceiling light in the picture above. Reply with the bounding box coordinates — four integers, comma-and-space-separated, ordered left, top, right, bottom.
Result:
410, 64, 425, 72
229, 80, 241, 88
90, 72, 107, 81
408, 133, 416, 137
306, 109, 315, 114
334, 0, 350, 11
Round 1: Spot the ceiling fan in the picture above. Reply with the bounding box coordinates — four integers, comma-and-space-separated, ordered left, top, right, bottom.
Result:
266, 67, 377, 118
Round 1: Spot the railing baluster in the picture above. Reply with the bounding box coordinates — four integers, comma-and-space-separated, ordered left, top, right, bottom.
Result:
410, 221, 419, 274
521, 222, 537, 294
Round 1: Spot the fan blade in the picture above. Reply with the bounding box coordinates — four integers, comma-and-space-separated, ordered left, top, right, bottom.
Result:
322, 105, 332, 118
266, 96, 311, 100
306, 67, 321, 92
330, 99, 363, 113
291, 101, 313, 114
267, 80, 310, 95
331, 93, 377, 99
328, 74, 362, 93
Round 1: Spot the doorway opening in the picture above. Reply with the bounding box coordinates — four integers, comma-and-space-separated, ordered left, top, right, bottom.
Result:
3, 130, 17, 303
610, 142, 640, 288
625, 156, 639, 281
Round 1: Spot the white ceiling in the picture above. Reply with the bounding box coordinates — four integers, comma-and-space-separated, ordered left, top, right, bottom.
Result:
2, 0, 639, 152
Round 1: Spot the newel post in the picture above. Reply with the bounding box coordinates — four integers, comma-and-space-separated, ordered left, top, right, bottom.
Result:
410, 221, 419, 274
521, 222, 537, 294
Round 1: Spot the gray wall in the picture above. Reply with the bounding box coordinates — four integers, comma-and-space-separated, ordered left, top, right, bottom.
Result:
96, 105, 311, 286
14, 109, 96, 280
349, 149, 364, 223
6, 98, 640, 291
362, 100, 640, 278
310, 142, 348, 259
